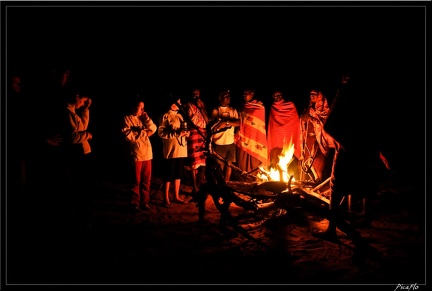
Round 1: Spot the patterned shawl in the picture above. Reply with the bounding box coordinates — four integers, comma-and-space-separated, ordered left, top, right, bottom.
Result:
267, 100, 301, 159
236, 100, 268, 164
300, 92, 336, 157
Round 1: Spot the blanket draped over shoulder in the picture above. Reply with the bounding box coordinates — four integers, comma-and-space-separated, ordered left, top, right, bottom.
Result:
299, 93, 337, 182
267, 100, 301, 159
300, 93, 335, 159
236, 100, 268, 164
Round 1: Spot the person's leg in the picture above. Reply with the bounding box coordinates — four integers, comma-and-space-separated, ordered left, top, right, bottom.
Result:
197, 166, 206, 188
213, 144, 226, 181
225, 165, 232, 182
163, 181, 171, 206
162, 158, 174, 207
187, 129, 204, 193
222, 144, 235, 182
169, 157, 187, 203
173, 179, 182, 201
191, 168, 199, 193
131, 161, 142, 208
356, 197, 372, 227
326, 193, 339, 234
139, 160, 152, 209
172, 178, 187, 203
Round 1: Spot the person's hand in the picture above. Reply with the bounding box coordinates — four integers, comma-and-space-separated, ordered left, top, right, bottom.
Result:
84, 98, 92, 109
309, 107, 317, 118
216, 120, 230, 130
180, 130, 190, 137
140, 112, 149, 120
88, 132, 93, 140
196, 98, 205, 109
146, 129, 154, 137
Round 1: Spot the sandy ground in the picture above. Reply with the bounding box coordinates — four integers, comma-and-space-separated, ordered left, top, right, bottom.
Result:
5, 166, 425, 288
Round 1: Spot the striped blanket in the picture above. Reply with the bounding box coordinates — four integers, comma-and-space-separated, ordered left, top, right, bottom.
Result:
186, 127, 207, 170
236, 100, 268, 164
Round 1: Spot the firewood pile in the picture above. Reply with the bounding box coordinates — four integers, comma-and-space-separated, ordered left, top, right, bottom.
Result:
191, 149, 331, 229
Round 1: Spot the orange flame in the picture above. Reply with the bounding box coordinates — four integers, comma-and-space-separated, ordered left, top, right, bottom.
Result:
258, 139, 295, 183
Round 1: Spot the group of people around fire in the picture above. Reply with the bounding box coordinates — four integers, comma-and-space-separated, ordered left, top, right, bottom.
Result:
121, 86, 308, 213
8, 66, 391, 243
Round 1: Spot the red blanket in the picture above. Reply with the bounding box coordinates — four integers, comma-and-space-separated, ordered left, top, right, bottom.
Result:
267, 100, 301, 159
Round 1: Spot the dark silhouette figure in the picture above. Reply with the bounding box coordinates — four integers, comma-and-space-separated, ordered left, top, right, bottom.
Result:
313, 75, 391, 257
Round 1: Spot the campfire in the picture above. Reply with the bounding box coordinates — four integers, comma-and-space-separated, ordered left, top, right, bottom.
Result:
258, 142, 296, 183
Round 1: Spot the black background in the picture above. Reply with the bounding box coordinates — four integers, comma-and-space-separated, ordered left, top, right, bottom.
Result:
4, 2, 426, 182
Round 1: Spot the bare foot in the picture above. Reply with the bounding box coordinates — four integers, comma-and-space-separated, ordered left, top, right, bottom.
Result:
173, 198, 188, 204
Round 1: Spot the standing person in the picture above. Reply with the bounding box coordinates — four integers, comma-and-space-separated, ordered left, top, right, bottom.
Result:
267, 90, 301, 180
299, 89, 336, 183
122, 99, 157, 212
158, 97, 190, 207
313, 74, 391, 244
236, 88, 268, 180
209, 90, 240, 182
61, 90, 93, 227
184, 88, 209, 194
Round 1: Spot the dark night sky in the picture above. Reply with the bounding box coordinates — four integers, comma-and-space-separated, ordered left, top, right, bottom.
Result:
4, 2, 427, 181
6, 4, 425, 95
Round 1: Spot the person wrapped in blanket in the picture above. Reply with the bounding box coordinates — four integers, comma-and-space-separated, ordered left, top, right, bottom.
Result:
235, 88, 268, 181
299, 89, 337, 183
267, 90, 301, 181
184, 89, 209, 194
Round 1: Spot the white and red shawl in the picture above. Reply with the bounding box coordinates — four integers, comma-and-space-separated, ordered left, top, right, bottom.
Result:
236, 100, 268, 164
300, 92, 336, 159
